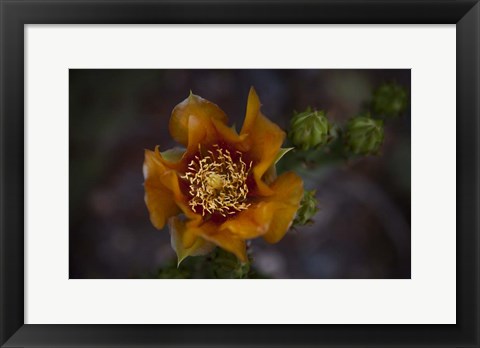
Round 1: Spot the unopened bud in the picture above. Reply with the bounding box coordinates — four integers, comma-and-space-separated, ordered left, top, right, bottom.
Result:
345, 116, 384, 155
372, 82, 408, 118
294, 190, 319, 226
289, 108, 330, 151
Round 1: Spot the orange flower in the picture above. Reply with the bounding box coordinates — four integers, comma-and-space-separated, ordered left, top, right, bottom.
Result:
143, 87, 304, 264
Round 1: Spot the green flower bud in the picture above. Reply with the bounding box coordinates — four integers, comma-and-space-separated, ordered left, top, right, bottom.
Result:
210, 248, 250, 279
371, 82, 408, 118
345, 116, 384, 155
289, 108, 330, 151
156, 261, 190, 279
294, 190, 319, 226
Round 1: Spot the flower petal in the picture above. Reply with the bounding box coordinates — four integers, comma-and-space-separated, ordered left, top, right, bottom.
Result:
157, 147, 186, 172
240, 87, 286, 196
144, 146, 203, 229
263, 147, 294, 185
169, 93, 228, 148
143, 149, 181, 229
193, 221, 248, 262
220, 171, 303, 241
211, 118, 249, 149
169, 217, 215, 265
161, 147, 185, 162
261, 172, 304, 243
157, 167, 203, 226
219, 202, 274, 239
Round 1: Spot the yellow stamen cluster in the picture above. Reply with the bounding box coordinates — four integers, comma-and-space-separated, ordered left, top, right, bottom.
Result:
181, 145, 252, 217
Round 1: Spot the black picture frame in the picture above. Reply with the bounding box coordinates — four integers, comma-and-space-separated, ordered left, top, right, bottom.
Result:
1, 1, 479, 347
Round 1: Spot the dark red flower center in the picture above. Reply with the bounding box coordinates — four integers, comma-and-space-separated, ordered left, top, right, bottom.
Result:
181, 144, 252, 219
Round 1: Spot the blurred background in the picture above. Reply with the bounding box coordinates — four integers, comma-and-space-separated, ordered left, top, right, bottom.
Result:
69, 69, 410, 279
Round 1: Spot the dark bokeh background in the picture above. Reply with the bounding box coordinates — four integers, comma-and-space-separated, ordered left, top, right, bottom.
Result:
69, 69, 411, 279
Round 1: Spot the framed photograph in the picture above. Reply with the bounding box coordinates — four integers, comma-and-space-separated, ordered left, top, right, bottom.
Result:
1, 0, 478, 347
